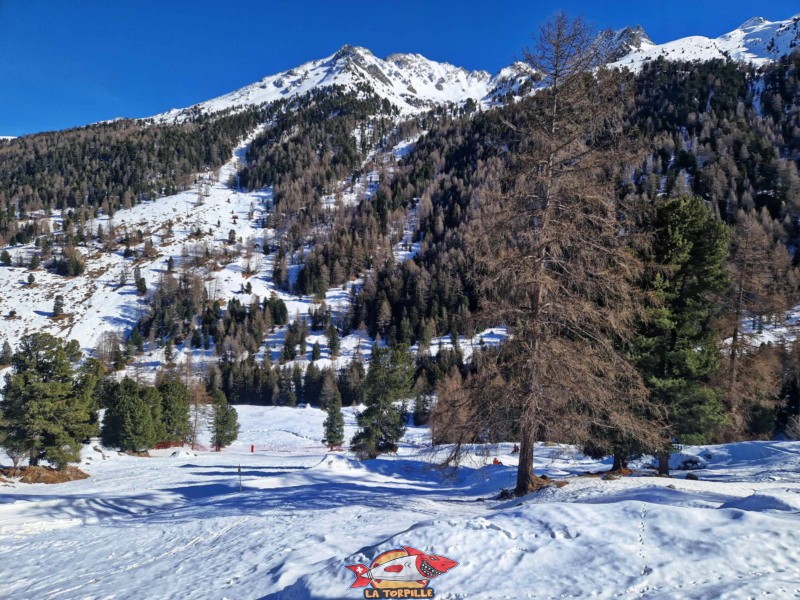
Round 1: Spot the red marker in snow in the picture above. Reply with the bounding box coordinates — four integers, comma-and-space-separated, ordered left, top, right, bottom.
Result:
250, 444, 254, 453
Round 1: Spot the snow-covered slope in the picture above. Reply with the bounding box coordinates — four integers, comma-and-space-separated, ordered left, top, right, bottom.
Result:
3, 406, 800, 598
154, 45, 532, 122
611, 15, 800, 70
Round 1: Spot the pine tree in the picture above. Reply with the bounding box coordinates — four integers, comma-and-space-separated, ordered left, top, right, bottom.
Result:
0, 341, 12, 366
292, 363, 304, 403
157, 377, 191, 443
0, 334, 99, 469
129, 328, 144, 354
0, 250, 11, 266
339, 357, 365, 406
53, 294, 64, 316
101, 377, 160, 453
351, 345, 414, 459
211, 390, 239, 450
311, 341, 321, 362
120, 395, 157, 453
319, 369, 339, 409
636, 196, 730, 473
164, 338, 175, 364
326, 324, 340, 358
323, 390, 345, 450
413, 394, 431, 426
303, 362, 322, 405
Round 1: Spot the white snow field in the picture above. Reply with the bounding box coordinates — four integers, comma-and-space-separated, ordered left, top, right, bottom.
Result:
2, 406, 800, 599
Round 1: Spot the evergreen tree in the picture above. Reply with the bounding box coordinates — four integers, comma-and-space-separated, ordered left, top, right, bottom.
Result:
636, 196, 730, 473
351, 345, 414, 459
101, 377, 161, 452
303, 362, 322, 405
413, 394, 432, 426
0, 341, 12, 366
339, 357, 366, 406
323, 390, 345, 450
53, 294, 64, 316
164, 338, 175, 364
0, 250, 10, 266
129, 328, 144, 354
326, 325, 340, 358
29, 254, 40, 270
211, 390, 239, 450
141, 385, 166, 442
0, 334, 99, 469
157, 377, 191, 443
319, 369, 340, 409
278, 368, 297, 406
120, 396, 157, 453
292, 363, 304, 402
311, 341, 321, 362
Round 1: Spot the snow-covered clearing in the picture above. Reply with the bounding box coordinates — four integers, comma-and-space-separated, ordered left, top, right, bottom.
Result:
2, 406, 800, 599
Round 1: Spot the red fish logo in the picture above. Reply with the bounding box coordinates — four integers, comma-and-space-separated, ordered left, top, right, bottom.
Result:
345, 546, 458, 596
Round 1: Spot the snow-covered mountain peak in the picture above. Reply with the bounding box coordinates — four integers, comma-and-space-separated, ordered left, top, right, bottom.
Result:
610, 14, 800, 71
739, 16, 769, 30
597, 25, 655, 61
325, 44, 380, 72
150, 14, 800, 124
331, 44, 373, 60
152, 46, 504, 123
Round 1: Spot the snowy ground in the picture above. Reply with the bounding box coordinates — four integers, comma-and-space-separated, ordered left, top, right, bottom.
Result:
2, 406, 800, 599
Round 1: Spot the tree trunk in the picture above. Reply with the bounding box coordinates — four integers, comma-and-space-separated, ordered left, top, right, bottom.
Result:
514, 424, 536, 496
657, 453, 670, 476
611, 451, 628, 472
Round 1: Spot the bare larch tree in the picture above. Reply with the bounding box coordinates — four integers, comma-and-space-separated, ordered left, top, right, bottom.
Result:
451, 13, 663, 495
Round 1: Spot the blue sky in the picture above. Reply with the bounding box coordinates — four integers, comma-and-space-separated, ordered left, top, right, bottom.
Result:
0, 0, 796, 135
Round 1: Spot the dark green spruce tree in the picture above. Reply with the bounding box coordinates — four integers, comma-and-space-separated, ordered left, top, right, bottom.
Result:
101, 377, 161, 453
157, 377, 191, 443
636, 196, 730, 473
211, 390, 239, 450
53, 294, 65, 316
351, 345, 414, 459
0, 341, 12, 366
321, 369, 344, 448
